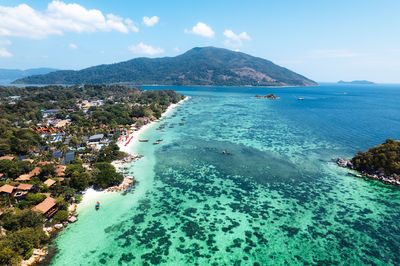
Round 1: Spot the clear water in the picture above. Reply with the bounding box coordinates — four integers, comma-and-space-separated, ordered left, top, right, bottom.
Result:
51, 84, 400, 265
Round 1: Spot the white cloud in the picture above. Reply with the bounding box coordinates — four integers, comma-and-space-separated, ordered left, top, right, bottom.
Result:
223, 29, 251, 48
69, 43, 78, 49
125, 18, 139, 32
0, 1, 139, 39
0, 39, 11, 46
184, 22, 214, 38
310, 49, 359, 58
142, 16, 159, 27
0, 47, 12, 57
128, 42, 164, 55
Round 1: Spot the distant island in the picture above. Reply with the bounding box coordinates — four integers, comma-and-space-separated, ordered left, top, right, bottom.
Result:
338, 80, 375, 85
13, 47, 317, 87
336, 139, 400, 186
255, 94, 280, 99
0, 68, 58, 82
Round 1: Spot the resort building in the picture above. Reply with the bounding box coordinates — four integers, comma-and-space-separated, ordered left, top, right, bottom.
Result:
0, 184, 16, 196
88, 134, 104, 143
44, 179, 57, 189
32, 197, 58, 218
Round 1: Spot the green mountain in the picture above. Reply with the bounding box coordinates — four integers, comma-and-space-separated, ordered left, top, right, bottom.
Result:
13, 47, 317, 86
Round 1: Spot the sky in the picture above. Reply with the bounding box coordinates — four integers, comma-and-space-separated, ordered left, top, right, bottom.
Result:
0, 0, 400, 83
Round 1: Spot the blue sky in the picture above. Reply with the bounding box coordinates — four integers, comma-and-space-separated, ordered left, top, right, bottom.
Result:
0, 0, 400, 82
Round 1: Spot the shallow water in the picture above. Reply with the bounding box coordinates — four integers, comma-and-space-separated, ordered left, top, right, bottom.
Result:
51, 84, 400, 265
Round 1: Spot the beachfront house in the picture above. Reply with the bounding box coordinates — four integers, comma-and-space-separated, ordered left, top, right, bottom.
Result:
32, 197, 58, 218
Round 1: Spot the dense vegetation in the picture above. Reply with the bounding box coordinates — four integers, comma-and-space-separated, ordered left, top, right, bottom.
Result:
0, 119, 42, 156
0, 85, 183, 127
14, 47, 317, 87
0, 209, 47, 264
351, 139, 400, 175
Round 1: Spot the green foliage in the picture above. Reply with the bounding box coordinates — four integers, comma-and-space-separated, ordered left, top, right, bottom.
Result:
13, 47, 316, 86
351, 139, 400, 175
0, 159, 33, 180
39, 164, 55, 181
93, 162, 123, 189
0, 227, 47, 264
0, 119, 41, 156
52, 210, 68, 224
17, 193, 47, 209
96, 143, 126, 163
1, 209, 43, 232
70, 171, 90, 191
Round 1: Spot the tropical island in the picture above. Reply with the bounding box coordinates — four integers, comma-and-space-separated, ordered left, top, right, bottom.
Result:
13, 47, 317, 87
0, 84, 184, 265
336, 139, 400, 186
337, 80, 375, 85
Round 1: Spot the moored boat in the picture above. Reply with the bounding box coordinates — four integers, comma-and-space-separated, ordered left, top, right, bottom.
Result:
139, 139, 149, 142
95, 201, 100, 210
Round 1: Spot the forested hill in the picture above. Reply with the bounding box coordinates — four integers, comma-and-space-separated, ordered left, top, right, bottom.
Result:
14, 47, 317, 87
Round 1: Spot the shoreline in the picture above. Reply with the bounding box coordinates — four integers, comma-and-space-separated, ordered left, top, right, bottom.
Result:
31, 97, 189, 265
335, 158, 400, 187
116, 96, 188, 155
82, 96, 189, 201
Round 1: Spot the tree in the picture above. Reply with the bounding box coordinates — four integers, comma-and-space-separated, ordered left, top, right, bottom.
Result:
70, 171, 89, 191
93, 162, 123, 189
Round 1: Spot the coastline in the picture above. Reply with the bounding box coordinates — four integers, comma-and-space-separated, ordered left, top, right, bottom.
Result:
117, 96, 188, 155
83, 96, 188, 201
34, 96, 189, 265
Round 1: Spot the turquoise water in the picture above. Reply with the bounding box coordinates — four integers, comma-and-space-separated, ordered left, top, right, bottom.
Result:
51, 84, 400, 265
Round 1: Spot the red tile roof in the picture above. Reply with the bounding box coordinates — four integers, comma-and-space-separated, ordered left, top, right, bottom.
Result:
15, 174, 32, 181
16, 183, 33, 191
32, 197, 57, 213
0, 184, 15, 194
44, 179, 56, 187
0, 156, 14, 161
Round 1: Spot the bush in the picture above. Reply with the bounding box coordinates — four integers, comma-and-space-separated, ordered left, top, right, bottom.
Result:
93, 162, 123, 189
52, 210, 68, 224
1, 209, 43, 231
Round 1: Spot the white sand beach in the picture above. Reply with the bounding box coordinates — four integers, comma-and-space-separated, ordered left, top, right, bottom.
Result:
117, 96, 188, 155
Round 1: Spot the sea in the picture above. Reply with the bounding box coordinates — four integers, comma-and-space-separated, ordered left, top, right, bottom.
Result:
50, 83, 400, 265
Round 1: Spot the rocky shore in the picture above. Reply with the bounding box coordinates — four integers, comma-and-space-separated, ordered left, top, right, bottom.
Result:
335, 157, 400, 187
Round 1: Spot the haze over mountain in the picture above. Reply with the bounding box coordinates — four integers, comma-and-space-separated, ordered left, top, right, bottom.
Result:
0, 68, 58, 83
14, 47, 316, 87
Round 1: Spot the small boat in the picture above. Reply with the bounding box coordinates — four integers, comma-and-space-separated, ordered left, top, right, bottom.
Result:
139, 139, 149, 142
153, 142, 160, 145
298, 98, 305, 100
157, 139, 163, 142
95, 201, 100, 210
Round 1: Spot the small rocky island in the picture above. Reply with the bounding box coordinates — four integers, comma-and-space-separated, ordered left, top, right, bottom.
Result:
255, 94, 280, 99
338, 80, 375, 85
336, 139, 400, 186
